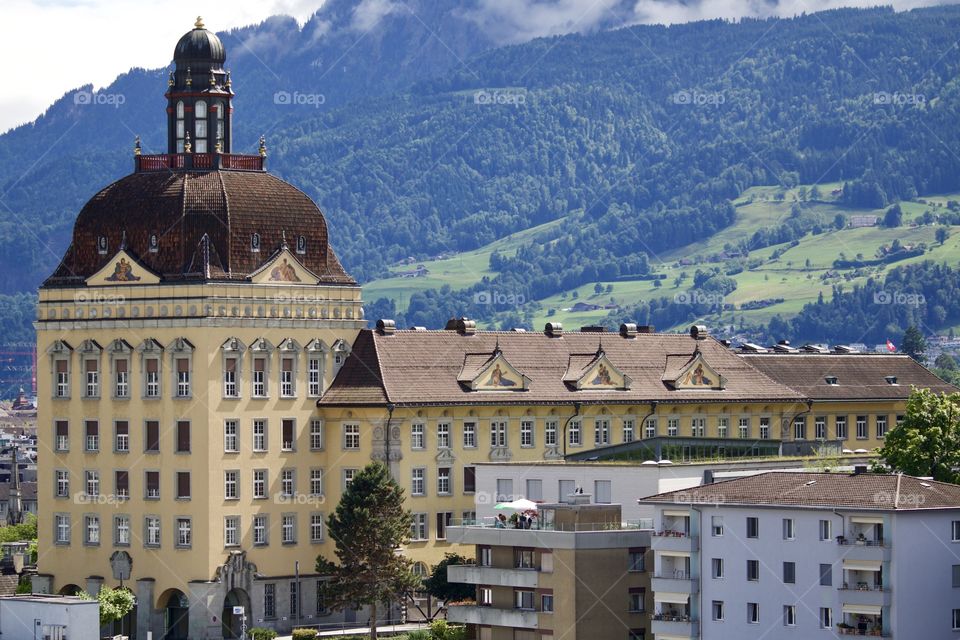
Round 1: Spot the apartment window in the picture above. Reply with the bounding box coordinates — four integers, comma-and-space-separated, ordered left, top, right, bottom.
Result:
747, 559, 759, 581
309, 419, 323, 450
436, 512, 452, 540
308, 357, 322, 396
310, 469, 323, 496
282, 418, 295, 451
629, 588, 644, 613
856, 415, 868, 439
496, 478, 514, 502
896, 414, 905, 429
479, 546, 492, 566
712, 558, 724, 578
172, 421, 190, 454
224, 471, 238, 500
815, 416, 826, 439
594, 418, 610, 445
479, 587, 492, 606
542, 593, 554, 613
747, 602, 759, 624
55, 420, 69, 452
343, 423, 360, 450
85, 420, 99, 452
175, 357, 190, 397
438, 422, 451, 449
282, 514, 296, 544
223, 357, 238, 397
491, 420, 507, 448
115, 470, 129, 499
667, 418, 679, 437
264, 584, 276, 619
691, 417, 705, 437
515, 590, 535, 610
144, 420, 159, 453
55, 358, 70, 398
224, 516, 239, 547
145, 516, 160, 547
954, 609, 960, 631
281, 469, 295, 496
253, 419, 267, 452
526, 479, 543, 502
412, 468, 425, 496
252, 356, 267, 397
114, 358, 129, 398
84, 357, 99, 397
463, 421, 477, 448
85, 470, 100, 497
437, 468, 451, 495
738, 417, 750, 438
114, 421, 129, 453
759, 417, 770, 439
820, 564, 832, 586
782, 518, 795, 540
747, 517, 759, 538
280, 356, 295, 397
819, 519, 832, 540
783, 562, 795, 584
55, 470, 69, 498
463, 467, 476, 494
952, 521, 960, 542
145, 471, 160, 499
559, 479, 575, 501
55, 514, 71, 544
623, 418, 635, 442
289, 581, 299, 619
144, 357, 160, 397
343, 469, 356, 488
836, 416, 847, 439
224, 420, 238, 452
717, 417, 728, 438
253, 470, 266, 499
176, 471, 191, 499
876, 415, 888, 438
311, 514, 324, 543
784, 605, 796, 626
644, 417, 657, 439
411, 513, 427, 541
84, 514, 100, 545
712, 600, 724, 621
253, 515, 268, 546
462, 510, 476, 525
595, 480, 612, 504
316, 580, 327, 616
628, 548, 645, 572
521, 420, 534, 447
568, 419, 582, 446
793, 416, 806, 440
712, 515, 723, 536
820, 607, 832, 629
411, 423, 425, 449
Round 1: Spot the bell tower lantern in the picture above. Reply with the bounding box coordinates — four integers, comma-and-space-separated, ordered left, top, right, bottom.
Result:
166, 17, 233, 154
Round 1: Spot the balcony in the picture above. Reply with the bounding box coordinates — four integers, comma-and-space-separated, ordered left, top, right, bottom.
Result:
651, 573, 699, 594
447, 605, 539, 629
651, 530, 698, 553
837, 537, 891, 562
651, 614, 699, 638
447, 564, 539, 589
839, 584, 892, 608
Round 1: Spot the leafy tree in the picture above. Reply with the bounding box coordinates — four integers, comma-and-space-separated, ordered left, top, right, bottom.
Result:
316, 463, 418, 640
79, 587, 136, 627
935, 353, 958, 371
834, 214, 846, 230
810, 185, 822, 201
593, 283, 603, 296
0, 513, 37, 543
424, 554, 475, 604
878, 388, 960, 483
936, 226, 950, 245
902, 325, 928, 363
883, 204, 903, 228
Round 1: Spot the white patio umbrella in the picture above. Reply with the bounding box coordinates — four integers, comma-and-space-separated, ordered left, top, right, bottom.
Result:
494, 498, 539, 511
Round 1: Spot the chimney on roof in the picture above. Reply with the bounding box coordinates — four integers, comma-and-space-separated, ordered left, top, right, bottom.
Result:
375, 319, 396, 336
637, 325, 655, 334
778, 340, 790, 346
690, 325, 709, 340
833, 345, 857, 354
703, 470, 715, 485
620, 323, 638, 338
444, 318, 459, 331
545, 322, 563, 338
720, 339, 732, 348
853, 465, 868, 475
885, 376, 898, 385
456, 318, 476, 336
409, 326, 427, 331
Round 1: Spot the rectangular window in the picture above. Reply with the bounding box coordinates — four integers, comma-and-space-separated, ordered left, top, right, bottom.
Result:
252, 357, 267, 397
542, 593, 554, 613
282, 514, 296, 544
253, 515, 268, 546
759, 417, 770, 439
496, 478, 514, 502
667, 418, 679, 437
310, 469, 323, 496
145, 516, 160, 547
717, 417, 728, 438
282, 418, 295, 451
280, 357, 295, 397
308, 357, 322, 396
463, 421, 477, 448
281, 469, 295, 496
526, 479, 543, 502
175, 357, 190, 397
491, 420, 507, 448
264, 584, 276, 619
815, 416, 827, 439
145, 471, 159, 499
311, 514, 324, 543
289, 581, 299, 619
437, 467, 451, 495
412, 468, 425, 496
856, 415, 868, 439
479, 547, 492, 567
115, 358, 129, 398
55, 470, 69, 498
55, 514, 71, 544
479, 587, 492, 606
411, 423, 425, 449
145, 420, 159, 453
316, 581, 327, 616
738, 417, 750, 438
793, 416, 806, 440
224, 420, 238, 452
343, 423, 360, 449
515, 549, 534, 569
114, 421, 129, 453
783, 518, 795, 540
253, 419, 266, 452
224, 516, 239, 547
712, 557, 724, 578
411, 513, 427, 541
712, 600, 724, 621
310, 419, 323, 450
820, 564, 832, 586
85, 514, 100, 545
253, 470, 266, 499
594, 418, 610, 445
628, 549, 645, 572
176, 471, 191, 499
784, 605, 796, 626
55, 420, 69, 452
691, 417, 705, 437
876, 415, 888, 438
85, 470, 99, 497
954, 609, 960, 631
559, 479, 575, 501
438, 422, 451, 449
224, 470, 238, 500
145, 358, 160, 397
820, 607, 832, 629
623, 418, 635, 442
568, 419, 582, 446
55, 359, 69, 398
712, 515, 723, 536
223, 357, 238, 397
747, 559, 759, 581
463, 466, 476, 494
521, 420, 535, 447
819, 519, 832, 540
595, 480, 612, 504
644, 417, 657, 439
836, 416, 847, 439
515, 590, 535, 610
952, 521, 960, 542
84, 358, 99, 397
115, 470, 129, 499
436, 512, 452, 540
629, 589, 644, 613
85, 420, 99, 452
783, 561, 795, 584
175, 420, 190, 453
462, 510, 476, 525
343, 469, 356, 488
747, 602, 759, 624
747, 517, 759, 538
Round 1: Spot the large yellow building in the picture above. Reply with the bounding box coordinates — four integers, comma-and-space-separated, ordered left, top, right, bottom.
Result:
34, 19, 958, 640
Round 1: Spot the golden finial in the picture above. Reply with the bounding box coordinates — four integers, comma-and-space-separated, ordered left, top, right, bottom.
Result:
195, 16, 205, 29
134, 136, 141, 156
185, 67, 192, 87
210, 73, 216, 87
184, 132, 192, 154
258, 135, 267, 157
168, 71, 174, 87
225, 71, 232, 88
215, 135, 223, 153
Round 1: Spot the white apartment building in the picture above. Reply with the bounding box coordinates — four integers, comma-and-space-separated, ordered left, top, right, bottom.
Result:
639, 470, 960, 640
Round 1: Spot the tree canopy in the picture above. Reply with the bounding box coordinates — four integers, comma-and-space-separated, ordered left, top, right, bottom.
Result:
878, 388, 960, 483
423, 554, 475, 604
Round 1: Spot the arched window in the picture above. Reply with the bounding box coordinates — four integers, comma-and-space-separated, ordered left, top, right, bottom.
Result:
194, 100, 208, 153
176, 101, 185, 152
215, 101, 224, 147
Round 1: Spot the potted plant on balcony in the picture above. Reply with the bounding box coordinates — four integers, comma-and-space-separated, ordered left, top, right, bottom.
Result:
837, 622, 853, 633
836, 535, 847, 545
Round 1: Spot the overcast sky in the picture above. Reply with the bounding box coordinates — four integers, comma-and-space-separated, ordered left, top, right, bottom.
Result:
1, 0, 955, 133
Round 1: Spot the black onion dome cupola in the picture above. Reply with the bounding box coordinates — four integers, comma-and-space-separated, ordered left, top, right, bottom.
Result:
43, 19, 356, 289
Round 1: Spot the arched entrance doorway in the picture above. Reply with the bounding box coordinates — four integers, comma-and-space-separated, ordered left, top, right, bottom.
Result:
221, 588, 251, 639
58, 584, 82, 596
157, 588, 189, 640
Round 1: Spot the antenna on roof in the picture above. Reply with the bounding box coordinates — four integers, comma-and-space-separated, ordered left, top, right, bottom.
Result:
597, 335, 604, 356
493, 336, 501, 356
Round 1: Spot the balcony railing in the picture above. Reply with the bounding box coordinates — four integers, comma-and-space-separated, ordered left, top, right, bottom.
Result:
836, 535, 887, 548
135, 153, 265, 172
652, 529, 693, 538
839, 584, 887, 592
452, 517, 653, 532
654, 571, 692, 580
652, 613, 695, 623
837, 627, 890, 637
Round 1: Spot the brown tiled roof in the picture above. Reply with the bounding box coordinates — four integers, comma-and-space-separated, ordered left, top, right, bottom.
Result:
44, 169, 355, 286
319, 329, 805, 407
0, 482, 37, 502
740, 354, 957, 400
639, 472, 960, 511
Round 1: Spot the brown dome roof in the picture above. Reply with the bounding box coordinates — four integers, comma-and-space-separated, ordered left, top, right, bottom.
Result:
44, 168, 355, 287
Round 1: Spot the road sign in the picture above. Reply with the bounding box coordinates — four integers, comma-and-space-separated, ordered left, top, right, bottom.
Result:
232, 606, 244, 615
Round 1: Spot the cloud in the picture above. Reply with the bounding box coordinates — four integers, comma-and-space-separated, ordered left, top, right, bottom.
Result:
351, 0, 402, 31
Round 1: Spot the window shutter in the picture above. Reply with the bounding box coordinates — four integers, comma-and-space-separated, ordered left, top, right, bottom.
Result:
177, 421, 190, 452
282, 358, 293, 372
464, 466, 476, 493
146, 421, 159, 451
116, 359, 127, 373
146, 359, 158, 374
56, 360, 68, 373
254, 358, 265, 372
176, 358, 189, 373
86, 420, 98, 436
56, 421, 68, 437
116, 421, 128, 435
282, 420, 294, 446
147, 472, 159, 493
225, 358, 236, 373
116, 471, 128, 491
86, 359, 97, 372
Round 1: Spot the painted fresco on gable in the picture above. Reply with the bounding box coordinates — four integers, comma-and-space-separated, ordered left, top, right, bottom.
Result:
105, 257, 141, 282
269, 258, 301, 282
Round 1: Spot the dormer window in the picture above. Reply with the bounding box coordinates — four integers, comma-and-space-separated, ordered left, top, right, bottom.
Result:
296, 235, 307, 254
885, 376, 898, 385
825, 376, 839, 385
251, 233, 261, 252
97, 236, 108, 255
149, 234, 159, 253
